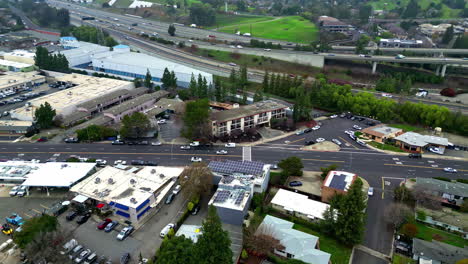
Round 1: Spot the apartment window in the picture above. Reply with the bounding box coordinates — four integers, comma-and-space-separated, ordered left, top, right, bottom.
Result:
286, 253, 294, 258
231, 119, 241, 130
271, 109, 285, 119
244, 115, 254, 129
258, 112, 268, 123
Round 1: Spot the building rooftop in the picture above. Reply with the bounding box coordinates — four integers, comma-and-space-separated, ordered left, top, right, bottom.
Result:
209, 160, 266, 176
361, 124, 402, 138
0, 59, 33, 68
175, 224, 203, 243
258, 215, 331, 264
0, 120, 33, 129
415, 178, 468, 197
71, 166, 183, 209
210, 100, 288, 123
3, 49, 35, 59
0, 161, 96, 187
0, 71, 45, 90
144, 98, 184, 117
271, 189, 330, 220
60, 36, 77, 41
104, 90, 169, 116
323, 170, 356, 191
416, 206, 468, 231
412, 238, 468, 264
395, 132, 449, 147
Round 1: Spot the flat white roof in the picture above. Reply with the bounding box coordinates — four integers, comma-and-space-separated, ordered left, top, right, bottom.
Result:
271, 189, 329, 220
175, 224, 203, 243
210, 178, 251, 211
395, 132, 449, 147
0, 59, 33, 68
71, 166, 184, 209
0, 161, 96, 187
4, 50, 35, 59
0, 71, 45, 90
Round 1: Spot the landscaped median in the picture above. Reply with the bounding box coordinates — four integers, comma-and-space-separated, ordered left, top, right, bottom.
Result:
368, 141, 405, 152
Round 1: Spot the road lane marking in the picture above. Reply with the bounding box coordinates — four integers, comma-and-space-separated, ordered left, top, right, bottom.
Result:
384, 163, 468, 172
40, 204, 50, 210
0, 151, 243, 158
24, 213, 32, 218
303, 158, 344, 163
287, 138, 305, 144
339, 136, 358, 149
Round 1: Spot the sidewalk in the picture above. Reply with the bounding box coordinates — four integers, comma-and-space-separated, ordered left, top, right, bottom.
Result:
366, 144, 468, 162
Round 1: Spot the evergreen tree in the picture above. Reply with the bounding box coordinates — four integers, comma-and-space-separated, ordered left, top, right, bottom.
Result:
242, 92, 248, 104
402, 0, 419, 18
442, 25, 454, 44
253, 87, 263, 102
134, 78, 142, 87
229, 69, 238, 96
170, 71, 178, 87
202, 77, 208, 98
262, 71, 269, 93
214, 77, 222, 101
189, 74, 197, 97
168, 24, 176, 36
193, 206, 232, 264
239, 65, 248, 86
269, 73, 276, 95
161, 68, 172, 88
34, 102, 56, 129
144, 69, 154, 90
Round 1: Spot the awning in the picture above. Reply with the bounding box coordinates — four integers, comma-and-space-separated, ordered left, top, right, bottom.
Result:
72, 194, 89, 203
96, 203, 105, 209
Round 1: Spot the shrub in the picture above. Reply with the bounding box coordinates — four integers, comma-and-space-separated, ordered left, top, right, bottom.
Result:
416, 210, 426, 221
456, 179, 468, 184
433, 177, 451, 182
440, 87, 456, 97
241, 249, 248, 259
401, 223, 418, 238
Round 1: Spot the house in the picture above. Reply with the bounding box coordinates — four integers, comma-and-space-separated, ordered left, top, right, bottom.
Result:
257, 215, 331, 264
412, 238, 468, 264
210, 100, 287, 137
361, 124, 404, 143
394, 132, 449, 153
415, 178, 468, 207
270, 189, 330, 221
321, 170, 357, 203
379, 38, 423, 48
416, 206, 468, 238
209, 160, 270, 193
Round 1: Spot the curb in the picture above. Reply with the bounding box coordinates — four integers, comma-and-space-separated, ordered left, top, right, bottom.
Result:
366, 144, 468, 162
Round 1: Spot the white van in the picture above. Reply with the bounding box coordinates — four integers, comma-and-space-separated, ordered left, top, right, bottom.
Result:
160, 223, 175, 238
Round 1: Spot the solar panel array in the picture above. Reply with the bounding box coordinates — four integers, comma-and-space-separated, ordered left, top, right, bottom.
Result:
235, 190, 245, 205
209, 160, 264, 176
329, 174, 347, 190
214, 190, 230, 203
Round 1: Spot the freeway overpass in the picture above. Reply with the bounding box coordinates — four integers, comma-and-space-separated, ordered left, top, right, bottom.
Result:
332, 46, 468, 55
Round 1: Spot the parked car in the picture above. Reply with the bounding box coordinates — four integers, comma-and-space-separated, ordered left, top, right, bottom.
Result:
180, 145, 191, 150
225, 143, 236, 148
191, 204, 201, 215
332, 139, 342, 146
120, 253, 131, 264
312, 125, 321, 131
289, 181, 303, 187
131, 160, 145, 165
160, 223, 175, 238
330, 114, 338, 118
69, 245, 83, 260
83, 252, 97, 264
352, 125, 362, 130
165, 193, 175, 204
443, 167, 457, 173
216, 150, 228, 155
408, 153, 422, 159
303, 128, 313, 133
97, 218, 112, 230
157, 119, 166, 124
60, 239, 78, 255
104, 221, 118, 232
76, 214, 90, 225
114, 160, 127, 165
144, 161, 157, 166
64, 137, 79, 143
305, 140, 315, 146
96, 159, 107, 167
37, 137, 48, 142
151, 141, 162, 146
16, 185, 28, 197
344, 130, 354, 135
116, 226, 134, 241
112, 140, 125, 145
9, 186, 21, 196
66, 211, 78, 221
428, 147, 442, 154
173, 185, 181, 195
367, 187, 374, 196
191, 157, 202, 162
75, 249, 91, 263
295, 130, 305, 135
316, 138, 325, 143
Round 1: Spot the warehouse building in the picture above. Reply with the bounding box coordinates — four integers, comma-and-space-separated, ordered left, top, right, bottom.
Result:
2, 50, 35, 64
11, 74, 135, 124
71, 166, 184, 227
57, 41, 110, 67
0, 71, 46, 94
0, 59, 36, 72
0, 120, 33, 135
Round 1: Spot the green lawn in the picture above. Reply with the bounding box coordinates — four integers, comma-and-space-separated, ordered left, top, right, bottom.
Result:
293, 224, 352, 264
368, 0, 464, 18
414, 222, 468, 248
388, 123, 421, 132
209, 14, 274, 29
113, 0, 133, 8
218, 16, 318, 44
392, 254, 416, 264
368, 141, 405, 152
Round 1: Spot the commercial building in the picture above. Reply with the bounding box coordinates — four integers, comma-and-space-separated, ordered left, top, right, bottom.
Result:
318, 16, 355, 34
271, 189, 330, 221
361, 124, 404, 143
321, 170, 357, 203
379, 38, 423, 48
208, 160, 270, 225
0, 59, 35, 72
0, 161, 96, 192
415, 178, 468, 207
412, 238, 468, 264
3, 50, 35, 64
10, 74, 135, 125
0, 71, 46, 94
394, 132, 449, 153
0, 120, 33, 135
257, 215, 331, 264
71, 166, 184, 226
57, 41, 110, 67
210, 100, 288, 137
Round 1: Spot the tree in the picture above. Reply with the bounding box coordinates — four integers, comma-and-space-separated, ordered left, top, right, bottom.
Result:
144, 69, 154, 89
262, 71, 269, 93
14, 215, 59, 249
193, 205, 232, 264
402, 0, 420, 18
76, 125, 117, 142
440, 87, 456, 97
239, 65, 248, 87
358, 5, 372, 22
253, 87, 264, 102
189, 74, 197, 97
161, 68, 172, 88
120, 112, 152, 138
236, 0, 247, 12
245, 225, 284, 256
189, 3, 216, 27
384, 203, 413, 229
24, 228, 72, 263
134, 78, 143, 87
156, 236, 195, 264
442, 25, 454, 44
278, 156, 303, 176
394, 185, 415, 206
320, 164, 339, 180
413, 186, 442, 210
34, 102, 56, 129
401, 223, 418, 238
182, 99, 210, 140
461, 200, 468, 213
179, 163, 213, 200
168, 24, 176, 36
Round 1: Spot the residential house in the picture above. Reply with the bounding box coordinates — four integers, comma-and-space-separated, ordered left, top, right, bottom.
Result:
270, 189, 330, 221
321, 170, 357, 203
415, 178, 468, 207
412, 238, 468, 264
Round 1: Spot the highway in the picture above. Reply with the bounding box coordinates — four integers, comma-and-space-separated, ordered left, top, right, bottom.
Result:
323, 53, 468, 65
332, 46, 468, 55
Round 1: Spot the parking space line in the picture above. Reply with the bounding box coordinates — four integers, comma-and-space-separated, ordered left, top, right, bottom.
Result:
339, 136, 358, 150
287, 138, 305, 144
32, 208, 42, 214
24, 213, 32, 218
40, 204, 50, 210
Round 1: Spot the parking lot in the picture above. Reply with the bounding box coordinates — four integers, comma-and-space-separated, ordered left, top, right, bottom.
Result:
158, 116, 183, 143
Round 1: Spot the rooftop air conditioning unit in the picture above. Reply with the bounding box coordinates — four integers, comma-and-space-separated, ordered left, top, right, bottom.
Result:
108, 178, 114, 184
159, 174, 165, 178
95, 177, 101, 184
130, 198, 137, 204
130, 179, 136, 185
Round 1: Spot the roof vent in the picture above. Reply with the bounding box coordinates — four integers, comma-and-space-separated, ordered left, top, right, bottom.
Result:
130, 197, 137, 204
151, 169, 156, 174
95, 177, 101, 184
108, 178, 114, 184
159, 174, 165, 178
130, 179, 136, 185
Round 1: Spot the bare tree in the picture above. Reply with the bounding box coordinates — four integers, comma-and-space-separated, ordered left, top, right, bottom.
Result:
413, 186, 442, 210
244, 224, 284, 257
384, 203, 414, 229
25, 228, 73, 263
179, 163, 213, 200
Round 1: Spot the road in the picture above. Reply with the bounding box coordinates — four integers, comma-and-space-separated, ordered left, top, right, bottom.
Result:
332, 46, 468, 55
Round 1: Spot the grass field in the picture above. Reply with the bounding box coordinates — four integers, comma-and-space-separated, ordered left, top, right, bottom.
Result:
293, 224, 352, 264
209, 14, 274, 29
368, 0, 463, 18
368, 141, 405, 152
388, 123, 421, 132
218, 16, 318, 44
413, 222, 468, 248
392, 254, 416, 264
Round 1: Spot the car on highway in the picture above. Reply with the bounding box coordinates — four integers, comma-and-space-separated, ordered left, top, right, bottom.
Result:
165, 193, 175, 204
160, 223, 175, 238
151, 141, 162, 146
352, 125, 362, 130
305, 140, 315, 146
264, 48, 271, 51
289, 181, 303, 187
328, 54, 335, 56
191, 157, 202, 162
157, 119, 166, 124
75, 248, 91, 263
9, 186, 21, 196
367, 187, 374, 196
120, 253, 131, 264
395, 54, 406, 59
66, 211, 78, 221
216, 150, 228, 155
97, 218, 112, 230
173, 185, 181, 195
236, 45, 243, 49
443, 167, 457, 173
180, 145, 191, 150
330, 114, 338, 118
358, 54, 365, 57
189, 141, 200, 147
365, 55, 372, 58
225, 143, 236, 148
332, 139, 342, 146
112, 140, 125, 145
64, 137, 79, 143
104, 221, 118, 232
381, 93, 393, 98
116, 226, 134, 241
295, 130, 305, 135
228, 62, 237, 66
316, 138, 325, 143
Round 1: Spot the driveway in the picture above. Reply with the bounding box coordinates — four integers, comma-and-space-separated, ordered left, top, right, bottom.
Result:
158, 116, 182, 143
